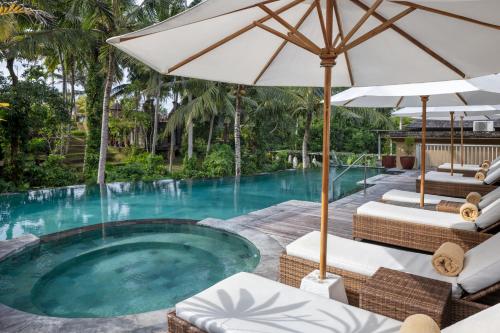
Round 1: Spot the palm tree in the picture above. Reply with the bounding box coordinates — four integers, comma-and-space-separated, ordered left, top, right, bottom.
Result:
0, 2, 53, 85
233, 85, 244, 176
165, 79, 234, 159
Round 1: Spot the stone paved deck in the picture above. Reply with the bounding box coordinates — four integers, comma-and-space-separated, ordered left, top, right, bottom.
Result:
223, 170, 417, 249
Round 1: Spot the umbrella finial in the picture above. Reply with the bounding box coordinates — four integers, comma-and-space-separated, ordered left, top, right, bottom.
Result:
320, 49, 337, 67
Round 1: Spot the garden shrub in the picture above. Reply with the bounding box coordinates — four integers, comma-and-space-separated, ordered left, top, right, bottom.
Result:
182, 155, 200, 178
41, 155, 79, 187
107, 152, 168, 182
202, 144, 234, 178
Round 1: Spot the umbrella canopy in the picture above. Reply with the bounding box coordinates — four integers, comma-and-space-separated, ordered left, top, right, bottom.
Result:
109, 0, 500, 280
110, 1, 500, 87
331, 74, 500, 107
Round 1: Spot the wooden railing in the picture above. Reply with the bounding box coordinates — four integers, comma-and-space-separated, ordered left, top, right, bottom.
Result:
416, 144, 500, 168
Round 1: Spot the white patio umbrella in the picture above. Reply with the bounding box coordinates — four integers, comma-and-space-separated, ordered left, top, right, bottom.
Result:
330, 77, 500, 208
109, 0, 500, 280
394, 106, 500, 175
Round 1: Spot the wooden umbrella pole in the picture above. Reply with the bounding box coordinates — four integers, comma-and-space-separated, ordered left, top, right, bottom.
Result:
450, 112, 455, 175
420, 96, 429, 208
319, 0, 335, 281
460, 115, 464, 166
319, 63, 332, 280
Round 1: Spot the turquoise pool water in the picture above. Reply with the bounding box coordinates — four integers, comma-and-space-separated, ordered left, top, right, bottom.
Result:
0, 223, 260, 317
0, 167, 382, 240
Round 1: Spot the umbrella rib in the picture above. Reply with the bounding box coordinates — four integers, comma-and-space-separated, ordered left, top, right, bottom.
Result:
314, 0, 329, 48
396, 96, 404, 108
167, 0, 306, 74
456, 93, 468, 106
257, 4, 320, 53
332, 0, 354, 85
254, 21, 319, 55
253, 2, 316, 85
337, 8, 416, 54
394, 1, 500, 30
340, 0, 384, 47
350, 0, 465, 78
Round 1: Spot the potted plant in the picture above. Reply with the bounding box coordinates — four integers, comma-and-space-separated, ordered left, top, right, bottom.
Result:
400, 137, 416, 169
381, 140, 396, 168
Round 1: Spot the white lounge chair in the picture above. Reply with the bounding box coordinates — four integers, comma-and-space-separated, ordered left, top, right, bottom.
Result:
438, 160, 500, 176
169, 272, 500, 333
417, 168, 500, 197
382, 187, 500, 210
281, 231, 500, 324
353, 200, 500, 251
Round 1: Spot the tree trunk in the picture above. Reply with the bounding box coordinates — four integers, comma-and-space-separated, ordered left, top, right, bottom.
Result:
83, 49, 104, 178
6, 57, 18, 86
70, 57, 77, 120
234, 85, 243, 177
169, 130, 176, 173
152, 76, 161, 155
59, 50, 68, 106
187, 95, 193, 159
302, 110, 313, 169
169, 97, 178, 173
97, 52, 115, 184
223, 122, 229, 143
206, 114, 215, 155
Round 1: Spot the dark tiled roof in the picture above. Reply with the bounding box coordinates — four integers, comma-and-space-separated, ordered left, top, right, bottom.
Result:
407, 119, 500, 130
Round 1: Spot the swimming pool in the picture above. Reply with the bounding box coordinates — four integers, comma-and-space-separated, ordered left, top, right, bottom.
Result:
0, 167, 383, 240
0, 223, 260, 318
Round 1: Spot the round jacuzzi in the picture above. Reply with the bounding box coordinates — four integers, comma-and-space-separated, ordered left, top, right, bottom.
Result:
0, 222, 260, 318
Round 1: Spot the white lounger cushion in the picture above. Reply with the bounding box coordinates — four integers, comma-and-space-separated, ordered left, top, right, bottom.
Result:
484, 167, 500, 184
286, 231, 462, 298
424, 173, 483, 185
442, 303, 500, 333
426, 171, 464, 178
175, 272, 401, 333
479, 187, 500, 210
382, 189, 465, 205
439, 163, 480, 171
458, 233, 500, 294
475, 198, 500, 229
357, 201, 476, 231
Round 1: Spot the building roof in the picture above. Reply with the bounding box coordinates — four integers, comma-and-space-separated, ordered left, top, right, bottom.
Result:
406, 119, 500, 131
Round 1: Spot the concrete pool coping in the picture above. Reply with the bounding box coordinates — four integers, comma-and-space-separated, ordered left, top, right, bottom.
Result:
0, 218, 283, 333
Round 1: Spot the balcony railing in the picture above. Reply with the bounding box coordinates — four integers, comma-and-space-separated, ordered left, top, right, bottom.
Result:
416, 144, 500, 168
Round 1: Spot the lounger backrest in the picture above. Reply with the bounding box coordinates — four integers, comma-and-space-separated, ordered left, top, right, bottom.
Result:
484, 167, 500, 184
479, 187, 500, 210
475, 198, 500, 229
442, 303, 500, 333
458, 232, 500, 294
490, 160, 500, 172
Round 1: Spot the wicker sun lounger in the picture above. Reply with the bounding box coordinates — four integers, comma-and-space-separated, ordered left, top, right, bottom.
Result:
279, 232, 500, 325
352, 201, 500, 252
417, 169, 500, 197
417, 178, 498, 197
279, 253, 495, 325
167, 272, 500, 333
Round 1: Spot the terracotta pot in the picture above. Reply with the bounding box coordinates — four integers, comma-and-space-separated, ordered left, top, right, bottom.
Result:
382, 155, 396, 168
400, 156, 416, 170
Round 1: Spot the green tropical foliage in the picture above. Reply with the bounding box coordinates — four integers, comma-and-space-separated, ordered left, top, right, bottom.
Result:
0, 1, 396, 193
